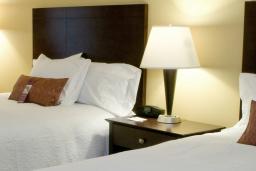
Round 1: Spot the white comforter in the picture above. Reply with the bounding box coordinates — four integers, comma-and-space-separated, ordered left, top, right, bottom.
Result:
0, 93, 113, 171
37, 121, 255, 171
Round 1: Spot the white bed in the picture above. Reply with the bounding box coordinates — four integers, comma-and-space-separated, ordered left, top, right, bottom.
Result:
0, 93, 114, 171
35, 120, 255, 171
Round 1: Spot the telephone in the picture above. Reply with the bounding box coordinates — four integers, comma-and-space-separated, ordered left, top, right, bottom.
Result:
134, 106, 165, 118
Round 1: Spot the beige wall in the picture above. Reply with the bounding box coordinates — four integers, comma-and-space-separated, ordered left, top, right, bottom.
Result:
0, 0, 245, 127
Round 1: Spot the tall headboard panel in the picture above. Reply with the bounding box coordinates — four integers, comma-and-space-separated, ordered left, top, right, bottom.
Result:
241, 1, 256, 119
33, 4, 148, 109
243, 2, 256, 73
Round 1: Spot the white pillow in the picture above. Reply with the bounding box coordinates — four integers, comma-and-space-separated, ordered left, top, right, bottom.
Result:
31, 53, 91, 105
78, 62, 141, 116
239, 73, 256, 125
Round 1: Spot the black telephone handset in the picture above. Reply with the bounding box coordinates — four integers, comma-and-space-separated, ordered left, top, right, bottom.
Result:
134, 106, 165, 118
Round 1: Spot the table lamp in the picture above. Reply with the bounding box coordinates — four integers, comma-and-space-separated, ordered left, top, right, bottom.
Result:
140, 26, 200, 124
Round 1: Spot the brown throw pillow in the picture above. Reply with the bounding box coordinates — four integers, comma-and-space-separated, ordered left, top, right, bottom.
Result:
9, 75, 68, 106
238, 100, 256, 146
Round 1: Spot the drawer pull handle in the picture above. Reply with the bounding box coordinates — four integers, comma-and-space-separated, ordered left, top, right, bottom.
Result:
138, 138, 145, 145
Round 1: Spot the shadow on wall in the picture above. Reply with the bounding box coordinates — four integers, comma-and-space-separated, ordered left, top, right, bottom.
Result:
174, 24, 243, 127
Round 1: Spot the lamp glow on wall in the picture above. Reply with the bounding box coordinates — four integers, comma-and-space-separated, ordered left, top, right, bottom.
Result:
140, 26, 200, 124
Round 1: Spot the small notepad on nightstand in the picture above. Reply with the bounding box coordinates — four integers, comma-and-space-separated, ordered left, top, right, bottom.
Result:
128, 117, 147, 122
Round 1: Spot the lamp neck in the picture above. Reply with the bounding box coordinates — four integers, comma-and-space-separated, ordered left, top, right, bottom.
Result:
163, 69, 177, 115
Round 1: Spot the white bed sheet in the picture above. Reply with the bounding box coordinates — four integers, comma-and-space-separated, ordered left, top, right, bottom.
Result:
0, 93, 113, 171
37, 121, 255, 171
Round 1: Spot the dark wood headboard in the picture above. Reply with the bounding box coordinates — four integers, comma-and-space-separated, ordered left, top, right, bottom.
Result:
241, 1, 256, 119
33, 4, 148, 109
243, 2, 256, 73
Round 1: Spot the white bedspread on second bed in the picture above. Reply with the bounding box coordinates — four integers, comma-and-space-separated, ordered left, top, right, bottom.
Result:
0, 93, 113, 171
36, 121, 256, 171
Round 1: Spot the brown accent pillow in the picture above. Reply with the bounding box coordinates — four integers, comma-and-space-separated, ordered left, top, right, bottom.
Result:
9, 75, 68, 106
238, 100, 256, 146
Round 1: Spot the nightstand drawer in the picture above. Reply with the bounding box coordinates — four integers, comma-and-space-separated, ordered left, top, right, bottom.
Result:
112, 124, 176, 149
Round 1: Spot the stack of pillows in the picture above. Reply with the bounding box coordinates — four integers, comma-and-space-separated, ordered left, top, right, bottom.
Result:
9, 53, 142, 116
238, 73, 256, 146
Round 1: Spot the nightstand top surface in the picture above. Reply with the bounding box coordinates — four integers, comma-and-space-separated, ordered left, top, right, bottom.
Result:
106, 117, 225, 137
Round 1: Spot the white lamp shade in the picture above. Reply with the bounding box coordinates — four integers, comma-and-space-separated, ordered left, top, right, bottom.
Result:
140, 26, 200, 69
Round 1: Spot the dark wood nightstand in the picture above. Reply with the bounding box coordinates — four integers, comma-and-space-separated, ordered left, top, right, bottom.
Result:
106, 117, 225, 154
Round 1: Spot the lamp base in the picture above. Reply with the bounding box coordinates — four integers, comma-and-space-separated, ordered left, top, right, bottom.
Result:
157, 114, 181, 124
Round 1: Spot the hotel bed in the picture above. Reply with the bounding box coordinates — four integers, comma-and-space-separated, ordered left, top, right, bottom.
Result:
0, 93, 113, 170
0, 5, 148, 171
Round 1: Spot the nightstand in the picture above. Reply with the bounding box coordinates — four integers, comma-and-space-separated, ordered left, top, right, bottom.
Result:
106, 117, 225, 154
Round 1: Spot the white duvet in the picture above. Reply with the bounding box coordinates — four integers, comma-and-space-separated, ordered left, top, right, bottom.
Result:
0, 93, 113, 171
37, 121, 255, 171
